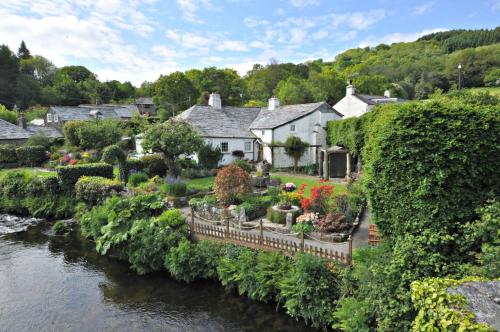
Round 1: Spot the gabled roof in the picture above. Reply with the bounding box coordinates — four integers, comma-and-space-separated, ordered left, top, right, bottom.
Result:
50, 105, 134, 121
250, 101, 339, 129
135, 97, 154, 105
178, 105, 261, 138
0, 119, 31, 140
26, 125, 63, 138
353, 94, 404, 105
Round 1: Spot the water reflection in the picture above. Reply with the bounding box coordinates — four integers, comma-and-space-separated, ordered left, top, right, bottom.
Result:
0, 220, 315, 332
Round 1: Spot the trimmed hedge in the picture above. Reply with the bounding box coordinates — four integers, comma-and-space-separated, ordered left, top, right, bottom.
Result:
75, 176, 123, 206
56, 163, 114, 186
0, 144, 18, 163
140, 154, 166, 177
15, 145, 47, 166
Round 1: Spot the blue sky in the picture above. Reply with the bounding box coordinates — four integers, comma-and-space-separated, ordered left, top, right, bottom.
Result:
1, 0, 498, 85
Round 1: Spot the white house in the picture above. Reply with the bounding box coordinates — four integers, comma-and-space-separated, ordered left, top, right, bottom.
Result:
178, 93, 342, 168
333, 82, 404, 118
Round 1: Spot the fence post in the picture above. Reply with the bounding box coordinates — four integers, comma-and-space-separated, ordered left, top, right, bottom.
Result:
225, 217, 230, 238
300, 227, 305, 252
259, 219, 264, 245
190, 206, 195, 234
348, 235, 353, 265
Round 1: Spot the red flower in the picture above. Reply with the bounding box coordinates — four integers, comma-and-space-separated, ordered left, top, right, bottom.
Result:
69, 159, 77, 165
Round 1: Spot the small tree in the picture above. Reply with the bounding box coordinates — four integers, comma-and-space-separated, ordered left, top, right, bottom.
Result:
213, 164, 251, 206
198, 142, 223, 169
101, 144, 127, 182
282, 136, 309, 173
142, 119, 203, 176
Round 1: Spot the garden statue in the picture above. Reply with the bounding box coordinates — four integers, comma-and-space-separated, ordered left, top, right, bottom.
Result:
239, 207, 247, 229
286, 212, 293, 231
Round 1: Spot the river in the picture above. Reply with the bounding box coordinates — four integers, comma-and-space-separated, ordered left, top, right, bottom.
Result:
0, 217, 315, 332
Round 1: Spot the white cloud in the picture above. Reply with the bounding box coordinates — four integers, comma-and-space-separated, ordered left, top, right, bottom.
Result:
243, 16, 270, 28
166, 29, 250, 53
216, 40, 249, 52
359, 28, 448, 47
412, 2, 434, 16
312, 30, 328, 40
176, 0, 212, 24
289, 0, 320, 9
327, 10, 386, 30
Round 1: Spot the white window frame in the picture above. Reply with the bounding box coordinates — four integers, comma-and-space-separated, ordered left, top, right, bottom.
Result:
220, 142, 229, 153
47, 113, 53, 123
290, 124, 296, 132
261, 130, 265, 136
53, 114, 59, 123
244, 141, 252, 152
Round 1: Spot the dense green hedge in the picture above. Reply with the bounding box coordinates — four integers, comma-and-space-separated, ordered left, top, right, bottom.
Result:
0, 170, 75, 218
63, 119, 123, 150
327, 116, 364, 155
140, 154, 167, 177
0, 144, 18, 163
15, 145, 47, 166
56, 163, 114, 186
75, 176, 123, 206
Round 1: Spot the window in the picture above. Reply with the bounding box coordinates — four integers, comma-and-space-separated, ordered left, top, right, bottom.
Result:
53, 114, 59, 123
220, 142, 229, 153
290, 124, 296, 132
261, 130, 265, 136
47, 114, 53, 122
244, 141, 252, 152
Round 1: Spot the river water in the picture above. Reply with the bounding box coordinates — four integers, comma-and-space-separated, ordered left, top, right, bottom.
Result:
0, 217, 315, 332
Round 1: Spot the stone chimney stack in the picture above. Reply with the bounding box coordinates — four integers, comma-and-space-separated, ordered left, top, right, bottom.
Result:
346, 79, 355, 96
268, 97, 280, 111
208, 93, 222, 110
18, 112, 27, 129
384, 89, 391, 98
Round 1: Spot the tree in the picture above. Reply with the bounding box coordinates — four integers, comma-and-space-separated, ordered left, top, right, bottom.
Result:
17, 41, 31, 60
198, 143, 223, 169
186, 67, 245, 106
274, 76, 312, 105
307, 68, 345, 105
154, 71, 198, 119
280, 136, 310, 173
0, 45, 19, 108
142, 119, 203, 176
0, 104, 17, 124
101, 144, 127, 182
484, 68, 500, 86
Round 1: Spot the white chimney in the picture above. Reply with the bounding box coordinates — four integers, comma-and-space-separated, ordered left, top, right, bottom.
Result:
384, 89, 391, 98
268, 97, 280, 111
346, 82, 355, 96
208, 93, 222, 109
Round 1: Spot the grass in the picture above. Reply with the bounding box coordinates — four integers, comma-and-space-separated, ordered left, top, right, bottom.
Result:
271, 173, 347, 197
185, 176, 215, 192
0, 167, 56, 178
467, 86, 500, 96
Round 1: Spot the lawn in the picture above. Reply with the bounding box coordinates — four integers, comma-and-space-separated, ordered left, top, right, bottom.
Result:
184, 173, 347, 197
0, 167, 56, 178
467, 86, 500, 96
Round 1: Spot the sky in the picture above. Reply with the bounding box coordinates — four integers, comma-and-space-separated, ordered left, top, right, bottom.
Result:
1, 0, 499, 86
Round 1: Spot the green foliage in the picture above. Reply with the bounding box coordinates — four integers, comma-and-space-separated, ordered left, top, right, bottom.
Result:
327, 117, 363, 155
483, 68, 500, 87
411, 277, 496, 331
101, 144, 127, 181
0, 144, 18, 163
63, 121, 81, 146
274, 76, 312, 105
76, 120, 123, 150
127, 172, 149, 187
15, 145, 47, 166
0, 105, 18, 124
278, 136, 309, 173
142, 119, 203, 176
165, 177, 187, 197
418, 27, 500, 53
56, 163, 114, 186
279, 254, 341, 328
236, 196, 273, 220
232, 159, 252, 173
165, 239, 222, 282
25, 132, 51, 150
154, 71, 198, 119
52, 220, 69, 235
198, 143, 223, 169
140, 154, 167, 177
75, 176, 123, 206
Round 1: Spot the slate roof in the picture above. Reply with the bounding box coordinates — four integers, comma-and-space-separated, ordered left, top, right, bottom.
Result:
135, 97, 154, 105
178, 106, 261, 138
0, 119, 31, 140
353, 94, 404, 105
50, 105, 133, 121
250, 101, 337, 129
26, 125, 63, 138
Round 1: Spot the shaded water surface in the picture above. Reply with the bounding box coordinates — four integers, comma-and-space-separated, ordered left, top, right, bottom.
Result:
0, 218, 315, 332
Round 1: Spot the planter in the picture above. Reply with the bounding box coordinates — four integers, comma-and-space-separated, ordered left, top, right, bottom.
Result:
267, 205, 301, 224
251, 175, 269, 188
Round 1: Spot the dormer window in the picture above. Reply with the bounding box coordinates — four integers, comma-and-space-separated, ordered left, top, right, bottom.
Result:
53, 114, 59, 123
290, 124, 296, 132
47, 114, 53, 122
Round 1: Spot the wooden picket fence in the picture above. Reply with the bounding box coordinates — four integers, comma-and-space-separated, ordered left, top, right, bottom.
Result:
368, 224, 381, 245
189, 218, 351, 265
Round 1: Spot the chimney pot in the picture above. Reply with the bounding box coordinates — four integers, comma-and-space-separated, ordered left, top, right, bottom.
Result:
18, 112, 27, 129
208, 93, 222, 109
268, 97, 280, 110
384, 89, 391, 98
346, 83, 355, 96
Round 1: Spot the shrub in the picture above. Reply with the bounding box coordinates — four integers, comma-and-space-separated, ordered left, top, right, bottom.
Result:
76, 120, 123, 150
25, 133, 51, 150
101, 144, 127, 181
75, 176, 123, 206
232, 159, 252, 173
236, 196, 273, 220
213, 164, 251, 205
165, 176, 187, 197
0, 144, 18, 163
127, 172, 149, 187
0, 106, 17, 124
63, 121, 81, 146
279, 254, 341, 328
57, 163, 113, 186
198, 143, 223, 169
140, 154, 166, 177
253, 251, 290, 302
126, 158, 143, 174
52, 220, 70, 235
15, 145, 47, 166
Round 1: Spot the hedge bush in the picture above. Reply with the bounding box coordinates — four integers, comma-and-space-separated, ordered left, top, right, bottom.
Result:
0, 144, 18, 163
140, 154, 167, 177
127, 172, 149, 187
232, 159, 252, 173
56, 163, 114, 186
15, 145, 47, 166
63, 121, 81, 146
75, 176, 123, 206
